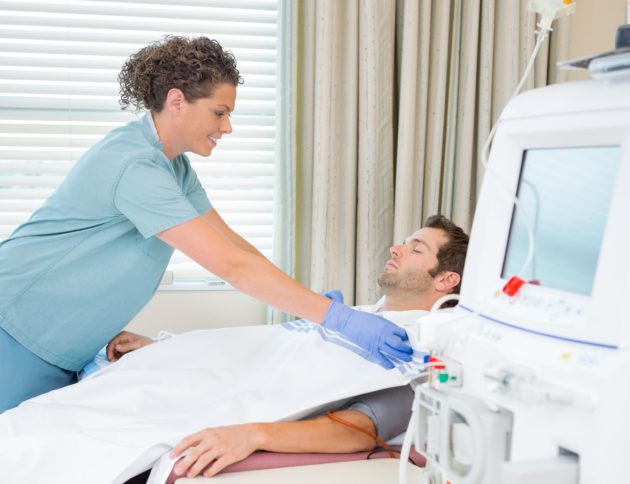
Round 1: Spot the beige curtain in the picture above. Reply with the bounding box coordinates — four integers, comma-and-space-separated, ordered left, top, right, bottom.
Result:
392, 0, 571, 242
284, 0, 571, 308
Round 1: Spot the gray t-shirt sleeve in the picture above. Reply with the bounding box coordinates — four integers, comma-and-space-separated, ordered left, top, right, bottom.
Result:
345, 385, 413, 441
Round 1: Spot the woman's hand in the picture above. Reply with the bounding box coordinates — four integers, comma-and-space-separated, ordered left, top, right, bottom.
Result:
322, 301, 412, 369
171, 424, 262, 478
106, 331, 153, 362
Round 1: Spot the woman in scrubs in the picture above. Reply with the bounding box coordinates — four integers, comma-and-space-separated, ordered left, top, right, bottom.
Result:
0, 36, 411, 412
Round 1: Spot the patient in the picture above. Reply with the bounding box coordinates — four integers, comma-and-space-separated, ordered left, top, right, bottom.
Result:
114, 214, 469, 480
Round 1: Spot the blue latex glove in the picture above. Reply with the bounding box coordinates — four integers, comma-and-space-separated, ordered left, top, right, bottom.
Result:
322, 300, 413, 369
320, 289, 344, 304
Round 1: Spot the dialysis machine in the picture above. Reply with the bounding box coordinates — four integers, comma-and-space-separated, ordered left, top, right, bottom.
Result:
407, 54, 630, 483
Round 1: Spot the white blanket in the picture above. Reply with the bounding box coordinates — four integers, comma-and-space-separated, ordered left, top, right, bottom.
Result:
0, 317, 426, 484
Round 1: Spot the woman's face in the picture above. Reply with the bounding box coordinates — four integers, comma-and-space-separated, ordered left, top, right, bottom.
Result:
180, 83, 236, 157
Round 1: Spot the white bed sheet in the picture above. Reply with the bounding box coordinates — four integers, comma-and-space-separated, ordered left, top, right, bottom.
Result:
0, 318, 425, 484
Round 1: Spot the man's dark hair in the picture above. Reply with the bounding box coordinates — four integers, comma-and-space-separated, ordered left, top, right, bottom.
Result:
425, 214, 469, 295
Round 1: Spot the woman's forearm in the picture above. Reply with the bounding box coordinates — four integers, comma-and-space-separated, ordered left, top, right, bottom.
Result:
158, 216, 331, 322
202, 209, 267, 259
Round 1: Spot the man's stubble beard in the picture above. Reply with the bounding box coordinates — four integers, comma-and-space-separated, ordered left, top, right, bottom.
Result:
377, 269, 434, 294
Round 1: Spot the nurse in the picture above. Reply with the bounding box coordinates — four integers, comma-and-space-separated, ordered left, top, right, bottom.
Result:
0, 36, 412, 412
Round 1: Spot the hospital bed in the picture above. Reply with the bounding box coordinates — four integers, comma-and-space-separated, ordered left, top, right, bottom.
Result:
1, 317, 428, 484
179, 460, 417, 483
157, 442, 425, 483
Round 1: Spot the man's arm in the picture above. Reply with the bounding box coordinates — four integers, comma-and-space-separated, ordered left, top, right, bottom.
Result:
170, 409, 376, 479
170, 385, 414, 479
345, 385, 414, 442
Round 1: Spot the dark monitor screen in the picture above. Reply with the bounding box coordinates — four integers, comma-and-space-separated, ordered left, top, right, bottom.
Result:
501, 146, 620, 296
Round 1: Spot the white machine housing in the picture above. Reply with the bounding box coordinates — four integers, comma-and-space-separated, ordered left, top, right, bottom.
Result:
462, 79, 630, 348
425, 77, 630, 484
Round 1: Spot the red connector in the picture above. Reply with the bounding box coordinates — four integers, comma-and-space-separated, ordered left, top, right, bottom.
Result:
502, 276, 525, 297
428, 356, 446, 370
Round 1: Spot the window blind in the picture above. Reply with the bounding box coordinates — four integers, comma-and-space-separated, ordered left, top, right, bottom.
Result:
0, 0, 278, 283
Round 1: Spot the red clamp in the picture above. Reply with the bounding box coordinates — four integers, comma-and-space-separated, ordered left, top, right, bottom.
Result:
502, 276, 525, 297
428, 356, 446, 370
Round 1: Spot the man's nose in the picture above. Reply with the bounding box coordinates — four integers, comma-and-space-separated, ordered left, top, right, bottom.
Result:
390, 244, 402, 257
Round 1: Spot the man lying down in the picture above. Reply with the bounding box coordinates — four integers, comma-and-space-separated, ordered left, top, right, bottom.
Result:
0, 215, 468, 484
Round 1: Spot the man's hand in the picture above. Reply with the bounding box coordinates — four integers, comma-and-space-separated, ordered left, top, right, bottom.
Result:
171, 424, 261, 478
106, 331, 153, 362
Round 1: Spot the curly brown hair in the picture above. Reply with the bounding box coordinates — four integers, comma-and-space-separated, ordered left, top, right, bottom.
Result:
118, 35, 243, 112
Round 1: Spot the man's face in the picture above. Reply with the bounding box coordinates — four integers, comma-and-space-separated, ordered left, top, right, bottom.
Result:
377, 227, 449, 293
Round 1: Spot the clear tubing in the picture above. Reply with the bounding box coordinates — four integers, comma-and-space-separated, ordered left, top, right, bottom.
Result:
479, 28, 550, 279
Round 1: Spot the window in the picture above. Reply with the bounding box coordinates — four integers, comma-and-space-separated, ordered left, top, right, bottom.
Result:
0, 0, 278, 284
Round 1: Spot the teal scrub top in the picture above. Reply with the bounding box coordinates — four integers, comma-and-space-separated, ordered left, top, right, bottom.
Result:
0, 114, 212, 371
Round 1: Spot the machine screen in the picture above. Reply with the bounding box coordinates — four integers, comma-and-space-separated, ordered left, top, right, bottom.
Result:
502, 146, 620, 296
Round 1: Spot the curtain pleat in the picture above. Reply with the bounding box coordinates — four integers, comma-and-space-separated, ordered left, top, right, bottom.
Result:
356, 0, 396, 303
450, 0, 481, 227
392, 0, 425, 246
308, 0, 360, 300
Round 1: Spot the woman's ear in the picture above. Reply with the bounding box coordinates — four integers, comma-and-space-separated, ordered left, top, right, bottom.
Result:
435, 272, 460, 293
164, 88, 185, 114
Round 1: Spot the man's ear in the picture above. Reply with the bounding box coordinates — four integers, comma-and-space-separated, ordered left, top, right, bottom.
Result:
435, 271, 460, 293
164, 88, 185, 114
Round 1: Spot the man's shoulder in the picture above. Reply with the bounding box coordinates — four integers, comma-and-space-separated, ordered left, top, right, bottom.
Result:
382, 309, 429, 325
352, 303, 381, 313
352, 303, 429, 325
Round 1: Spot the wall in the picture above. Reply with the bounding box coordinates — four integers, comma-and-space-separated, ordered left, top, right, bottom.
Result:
565, 0, 627, 81
125, 287, 267, 337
